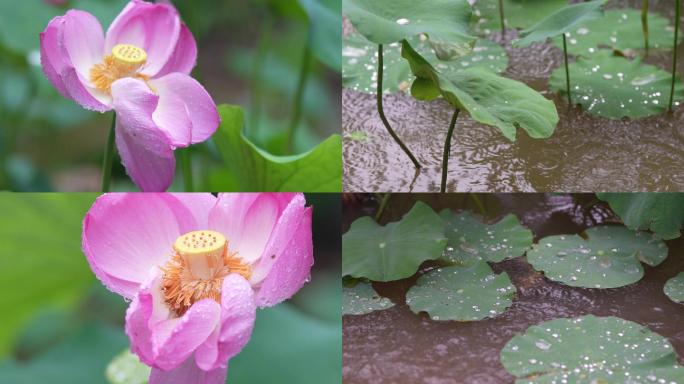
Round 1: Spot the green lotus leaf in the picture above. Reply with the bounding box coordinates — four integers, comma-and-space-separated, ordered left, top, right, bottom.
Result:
342, 281, 394, 315
515, 0, 607, 48
664, 272, 684, 305
551, 9, 680, 57
212, 104, 342, 192
402, 40, 558, 141
406, 263, 515, 321
501, 315, 684, 384
342, 201, 447, 281
343, 0, 475, 59
549, 50, 684, 118
343, 34, 508, 94
597, 193, 684, 240
106, 349, 150, 384
527, 225, 668, 289
471, 0, 568, 34
299, 0, 341, 71
440, 211, 533, 265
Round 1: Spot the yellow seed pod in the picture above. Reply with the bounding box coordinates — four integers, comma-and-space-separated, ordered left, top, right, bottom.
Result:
111, 44, 147, 66
174, 230, 226, 261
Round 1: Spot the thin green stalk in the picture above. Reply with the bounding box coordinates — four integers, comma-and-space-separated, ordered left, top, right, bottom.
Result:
440, 108, 460, 193
179, 148, 193, 192
250, 14, 272, 136
375, 193, 391, 222
101, 113, 116, 192
470, 194, 487, 216
285, 24, 313, 154
670, 0, 680, 113
642, 0, 649, 56
377, 43, 421, 169
562, 33, 572, 106
498, 0, 505, 37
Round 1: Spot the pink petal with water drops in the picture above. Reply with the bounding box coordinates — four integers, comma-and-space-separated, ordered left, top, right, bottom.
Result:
149, 357, 227, 384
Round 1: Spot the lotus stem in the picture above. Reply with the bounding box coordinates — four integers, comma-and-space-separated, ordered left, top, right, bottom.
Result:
286, 23, 313, 154
375, 193, 392, 222
101, 113, 116, 192
377, 44, 421, 169
499, 0, 506, 38
642, 0, 649, 56
440, 108, 460, 193
670, 0, 680, 113
249, 13, 272, 136
470, 194, 487, 215
179, 148, 193, 192
562, 33, 572, 106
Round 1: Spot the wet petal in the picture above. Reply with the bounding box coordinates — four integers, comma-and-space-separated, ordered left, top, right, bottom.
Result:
61, 10, 105, 80
149, 358, 227, 384
82, 193, 200, 299
155, 24, 197, 77
169, 193, 217, 228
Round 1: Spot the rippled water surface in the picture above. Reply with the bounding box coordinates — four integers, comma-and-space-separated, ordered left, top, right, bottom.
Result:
342, 194, 684, 383
343, 1, 684, 192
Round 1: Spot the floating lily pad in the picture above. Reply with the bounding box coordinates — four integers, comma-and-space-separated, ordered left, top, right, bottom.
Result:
551, 9, 679, 57
527, 225, 668, 289
402, 41, 558, 141
515, 1, 607, 48
406, 263, 515, 321
472, 0, 568, 34
664, 272, 684, 304
440, 211, 533, 265
343, 0, 475, 59
343, 33, 508, 94
343, 281, 395, 315
501, 315, 684, 383
342, 201, 447, 281
597, 193, 684, 240
549, 50, 684, 118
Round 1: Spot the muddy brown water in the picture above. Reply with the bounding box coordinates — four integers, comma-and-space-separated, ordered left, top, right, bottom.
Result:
342, 194, 684, 384
342, 0, 684, 192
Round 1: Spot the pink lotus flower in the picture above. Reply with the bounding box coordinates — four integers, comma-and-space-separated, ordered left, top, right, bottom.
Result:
40, 0, 219, 191
82, 193, 314, 384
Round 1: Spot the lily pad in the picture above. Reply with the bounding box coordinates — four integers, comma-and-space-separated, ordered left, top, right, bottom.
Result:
549, 50, 684, 118
342, 201, 447, 282
440, 211, 533, 265
515, 0, 607, 48
212, 104, 342, 192
472, 0, 568, 34
343, 33, 508, 94
402, 40, 558, 141
664, 272, 684, 304
501, 315, 684, 383
406, 263, 515, 321
343, 0, 475, 59
527, 225, 668, 289
343, 281, 395, 315
551, 9, 680, 57
597, 193, 684, 240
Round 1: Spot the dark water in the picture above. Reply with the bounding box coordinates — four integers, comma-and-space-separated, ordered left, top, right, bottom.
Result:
343, 0, 684, 192
342, 194, 684, 384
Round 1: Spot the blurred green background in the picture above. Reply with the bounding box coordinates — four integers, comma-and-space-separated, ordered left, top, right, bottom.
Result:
0, 192, 341, 383
0, 0, 341, 191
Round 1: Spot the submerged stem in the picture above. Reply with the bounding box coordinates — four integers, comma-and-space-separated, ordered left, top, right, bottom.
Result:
286, 23, 313, 154
562, 33, 572, 107
642, 0, 649, 56
377, 44, 421, 169
498, 0, 505, 38
179, 148, 193, 192
375, 193, 392, 222
670, 0, 680, 113
440, 108, 460, 193
101, 113, 116, 193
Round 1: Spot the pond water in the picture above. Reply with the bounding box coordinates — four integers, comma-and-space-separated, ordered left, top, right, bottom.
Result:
343, 0, 684, 192
342, 193, 684, 383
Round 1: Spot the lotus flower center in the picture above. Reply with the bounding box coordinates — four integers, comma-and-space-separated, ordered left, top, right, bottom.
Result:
161, 230, 251, 316
90, 43, 151, 94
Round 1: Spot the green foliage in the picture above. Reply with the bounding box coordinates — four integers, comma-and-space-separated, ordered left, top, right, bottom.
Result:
527, 226, 668, 289
664, 272, 684, 304
501, 315, 684, 383
343, 0, 475, 58
515, 0, 607, 47
106, 349, 150, 384
0, 193, 96, 357
440, 211, 533, 264
342, 201, 447, 281
551, 9, 679, 57
212, 104, 342, 192
471, 0, 568, 33
597, 193, 684, 240
342, 281, 394, 315
549, 51, 684, 118
402, 41, 558, 141
298, 0, 341, 71
406, 263, 515, 321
